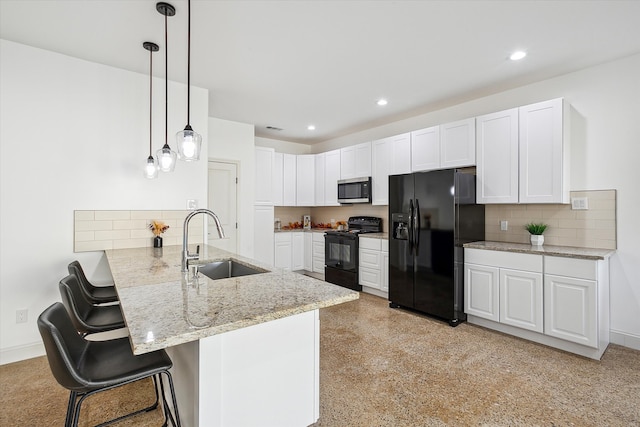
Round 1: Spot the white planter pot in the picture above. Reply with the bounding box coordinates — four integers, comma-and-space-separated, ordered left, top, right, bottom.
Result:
530, 235, 544, 246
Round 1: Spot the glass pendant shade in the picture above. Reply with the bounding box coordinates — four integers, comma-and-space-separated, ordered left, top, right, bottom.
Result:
157, 143, 177, 172
177, 125, 202, 161
144, 155, 159, 179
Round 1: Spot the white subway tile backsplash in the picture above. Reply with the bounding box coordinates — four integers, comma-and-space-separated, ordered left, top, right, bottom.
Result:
74, 210, 205, 253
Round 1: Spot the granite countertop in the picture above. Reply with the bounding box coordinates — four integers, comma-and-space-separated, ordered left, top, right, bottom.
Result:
105, 245, 358, 355
463, 241, 615, 260
274, 228, 329, 233
358, 232, 388, 240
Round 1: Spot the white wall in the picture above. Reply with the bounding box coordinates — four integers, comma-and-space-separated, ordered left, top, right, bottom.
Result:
209, 117, 256, 257
0, 40, 209, 363
315, 53, 640, 347
255, 136, 312, 154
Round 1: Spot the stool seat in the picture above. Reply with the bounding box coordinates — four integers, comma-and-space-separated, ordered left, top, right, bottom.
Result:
68, 260, 118, 304
38, 303, 181, 426
59, 274, 125, 336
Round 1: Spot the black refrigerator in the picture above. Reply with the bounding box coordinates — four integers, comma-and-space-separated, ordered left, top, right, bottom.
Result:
388, 169, 485, 326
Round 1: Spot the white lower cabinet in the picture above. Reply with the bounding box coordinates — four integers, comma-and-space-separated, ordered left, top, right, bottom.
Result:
303, 233, 313, 271
312, 232, 325, 274
359, 237, 389, 295
274, 233, 293, 271
464, 248, 610, 359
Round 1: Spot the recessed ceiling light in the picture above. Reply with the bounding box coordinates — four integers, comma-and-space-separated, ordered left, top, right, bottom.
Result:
377, 99, 388, 106
307, 125, 316, 131
510, 51, 527, 61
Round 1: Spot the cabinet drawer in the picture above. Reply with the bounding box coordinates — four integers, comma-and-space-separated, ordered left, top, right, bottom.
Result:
312, 232, 325, 243
275, 232, 291, 243
465, 248, 542, 272
359, 267, 381, 288
360, 237, 382, 251
360, 249, 380, 269
545, 256, 596, 281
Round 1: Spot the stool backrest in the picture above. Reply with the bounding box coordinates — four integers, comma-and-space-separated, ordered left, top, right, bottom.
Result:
68, 260, 97, 294
59, 274, 93, 334
37, 302, 89, 391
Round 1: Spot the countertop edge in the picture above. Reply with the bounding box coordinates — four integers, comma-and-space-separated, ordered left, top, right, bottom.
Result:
463, 241, 615, 260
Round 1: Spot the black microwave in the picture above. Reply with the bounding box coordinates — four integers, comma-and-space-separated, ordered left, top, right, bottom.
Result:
337, 177, 372, 204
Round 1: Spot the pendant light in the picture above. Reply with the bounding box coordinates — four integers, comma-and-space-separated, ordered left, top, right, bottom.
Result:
176, 0, 202, 161
156, 2, 177, 172
143, 41, 160, 179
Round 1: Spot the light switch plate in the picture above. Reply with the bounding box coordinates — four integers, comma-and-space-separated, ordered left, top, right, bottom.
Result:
500, 220, 508, 231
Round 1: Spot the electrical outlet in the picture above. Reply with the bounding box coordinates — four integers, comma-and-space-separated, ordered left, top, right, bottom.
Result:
500, 220, 508, 231
16, 309, 28, 324
571, 197, 589, 210
186, 199, 198, 210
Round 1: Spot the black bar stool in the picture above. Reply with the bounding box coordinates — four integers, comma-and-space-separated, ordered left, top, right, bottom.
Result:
38, 302, 181, 426
68, 260, 119, 304
59, 274, 125, 336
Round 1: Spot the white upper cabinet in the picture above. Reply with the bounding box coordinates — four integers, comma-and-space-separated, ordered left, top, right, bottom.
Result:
282, 153, 296, 206
476, 108, 519, 204
411, 126, 440, 172
296, 155, 315, 206
324, 149, 341, 206
254, 146, 274, 205
372, 137, 392, 205
519, 98, 568, 204
476, 98, 568, 204
272, 152, 284, 206
314, 153, 326, 206
341, 141, 372, 179
390, 133, 412, 175
440, 118, 476, 168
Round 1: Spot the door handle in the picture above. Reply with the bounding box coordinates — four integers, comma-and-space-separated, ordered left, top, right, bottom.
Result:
415, 199, 420, 255
409, 199, 415, 254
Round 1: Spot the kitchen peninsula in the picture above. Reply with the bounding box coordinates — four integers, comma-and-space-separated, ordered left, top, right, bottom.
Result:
105, 245, 358, 427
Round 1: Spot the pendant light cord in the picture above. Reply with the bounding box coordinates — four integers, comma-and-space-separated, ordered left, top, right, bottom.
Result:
149, 47, 153, 156
164, 11, 169, 147
186, 0, 191, 126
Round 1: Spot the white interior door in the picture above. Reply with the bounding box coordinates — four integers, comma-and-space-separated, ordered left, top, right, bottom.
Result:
208, 161, 238, 253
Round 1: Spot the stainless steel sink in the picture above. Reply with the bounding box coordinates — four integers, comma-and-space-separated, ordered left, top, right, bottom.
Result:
197, 259, 268, 280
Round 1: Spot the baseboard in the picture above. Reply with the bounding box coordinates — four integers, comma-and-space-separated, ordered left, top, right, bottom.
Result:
610, 330, 640, 351
0, 342, 45, 366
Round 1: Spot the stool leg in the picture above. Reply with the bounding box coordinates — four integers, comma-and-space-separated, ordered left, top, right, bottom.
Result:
159, 371, 181, 427
65, 391, 77, 427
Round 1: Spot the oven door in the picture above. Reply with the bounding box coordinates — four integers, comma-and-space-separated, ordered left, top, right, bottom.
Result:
324, 233, 357, 272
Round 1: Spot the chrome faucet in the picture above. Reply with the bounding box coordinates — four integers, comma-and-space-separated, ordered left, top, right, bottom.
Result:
182, 209, 226, 272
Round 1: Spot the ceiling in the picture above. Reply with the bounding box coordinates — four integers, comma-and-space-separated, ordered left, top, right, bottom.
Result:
2, 1, 640, 144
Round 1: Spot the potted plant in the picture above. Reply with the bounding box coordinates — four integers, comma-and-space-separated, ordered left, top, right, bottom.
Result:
525, 222, 548, 246
149, 220, 170, 248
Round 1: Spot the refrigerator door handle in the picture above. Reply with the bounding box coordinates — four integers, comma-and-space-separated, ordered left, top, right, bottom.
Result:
409, 199, 415, 253
415, 198, 421, 255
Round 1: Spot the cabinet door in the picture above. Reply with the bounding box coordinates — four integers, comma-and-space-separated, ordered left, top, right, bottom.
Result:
464, 263, 499, 321
372, 138, 391, 205
476, 108, 519, 204
324, 149, 341, 206
340, 146, 356, 179
441, 118, 475, 168
296, 155, 315, 206
355, 141, 372, 177
272, 152, 284, 206
274, 233, 292, 271
500, 268, 543, 333
381, 251, 389, 292
304, 233, 313, 271
544, 274, 597, 348
391, 133, 412, 175
254, 147, 274, 205
314, 153, 325, 206
519, 98, 566, 203
283, 154, 297, 206
291, 232, 304, 271
411, 126, 440, 172
253, 205, 274, 266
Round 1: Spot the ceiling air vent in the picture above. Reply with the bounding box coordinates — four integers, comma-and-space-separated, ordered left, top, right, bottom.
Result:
266, 126, 283, 131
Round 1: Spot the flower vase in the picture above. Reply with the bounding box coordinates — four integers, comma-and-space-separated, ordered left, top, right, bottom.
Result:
153, 236, 163, 248
530, 235, 544, 246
